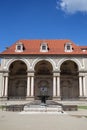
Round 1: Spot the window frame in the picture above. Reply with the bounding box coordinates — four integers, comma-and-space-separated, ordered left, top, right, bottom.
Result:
40, 43, 48, 52
15, 42, 23, 52
65, 43, 73, 52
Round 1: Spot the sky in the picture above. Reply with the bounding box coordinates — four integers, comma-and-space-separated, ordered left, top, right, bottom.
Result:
0, 0, 87, 52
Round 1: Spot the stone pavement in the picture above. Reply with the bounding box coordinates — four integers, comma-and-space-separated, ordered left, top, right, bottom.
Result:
0, 100, 87, 130
0, 109, 87, 130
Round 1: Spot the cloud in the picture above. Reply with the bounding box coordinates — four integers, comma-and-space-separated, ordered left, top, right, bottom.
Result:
56, 0, 87, 14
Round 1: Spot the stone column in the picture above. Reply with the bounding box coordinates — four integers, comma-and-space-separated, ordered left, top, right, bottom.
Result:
31, 76, 34, 97
26, 76, 31, 97
4, 76, 8, 97
53, 71, 61, 100
53, 76, 57, 97
57, 76, 60, 99
2, 72, 9, 100
26, 71, 34, 101
79, 76, 83, 97
83, 76, 86, 97
79, 71, 87, 100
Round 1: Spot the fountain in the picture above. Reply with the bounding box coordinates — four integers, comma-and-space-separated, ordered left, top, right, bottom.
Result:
23, 86, 64, 113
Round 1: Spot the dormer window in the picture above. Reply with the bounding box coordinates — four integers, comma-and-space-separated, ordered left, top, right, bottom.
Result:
40, 43, 48, 52
81, 47, 87, 52
15, 42, 23, 52
42, 45, 46, 50
64, 43, 73, 52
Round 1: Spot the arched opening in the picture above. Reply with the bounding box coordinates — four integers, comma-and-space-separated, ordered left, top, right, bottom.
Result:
60, 60, 79, 100
8, 60, 27, 99
34, 60, 53, 100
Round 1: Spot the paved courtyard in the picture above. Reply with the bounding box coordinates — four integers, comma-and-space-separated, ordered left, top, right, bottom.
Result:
0, 109, 87, 130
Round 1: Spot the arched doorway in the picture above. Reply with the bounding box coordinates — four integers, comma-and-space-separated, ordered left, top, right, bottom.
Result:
60, 60, 79, 100
34, 60, 53, 100
8, 60, 27, 99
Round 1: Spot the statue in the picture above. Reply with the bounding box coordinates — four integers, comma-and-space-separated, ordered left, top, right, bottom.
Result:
40, 86, 47, 95
38, 86, 49, 104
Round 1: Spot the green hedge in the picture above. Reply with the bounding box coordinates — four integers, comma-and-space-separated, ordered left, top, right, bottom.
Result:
78, 106, 87, 109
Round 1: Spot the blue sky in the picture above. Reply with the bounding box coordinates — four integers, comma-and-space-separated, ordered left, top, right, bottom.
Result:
0, 0, 87, 52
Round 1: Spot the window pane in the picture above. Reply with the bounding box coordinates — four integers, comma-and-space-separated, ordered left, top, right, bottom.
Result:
42, 45, 46, 50
17, 45, 21, 50
67, 45, 70, 50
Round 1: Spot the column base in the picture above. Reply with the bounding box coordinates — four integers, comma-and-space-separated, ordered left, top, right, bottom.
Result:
79, 96, 87, 101
0, 96, 8, 101
53, 96, 61, 101
26, 96, 34, 101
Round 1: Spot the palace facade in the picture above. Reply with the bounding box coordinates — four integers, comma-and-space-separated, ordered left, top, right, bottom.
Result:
0, 39, 87, 101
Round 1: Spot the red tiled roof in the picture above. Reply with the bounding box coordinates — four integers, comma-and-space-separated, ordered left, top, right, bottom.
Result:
0, 39, 87, 55
80, 46, 87, 49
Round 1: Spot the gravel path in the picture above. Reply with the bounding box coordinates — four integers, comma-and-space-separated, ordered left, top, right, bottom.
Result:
0, 110, 87, 130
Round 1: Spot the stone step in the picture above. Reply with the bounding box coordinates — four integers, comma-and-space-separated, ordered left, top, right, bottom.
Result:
25, 100, 62, 106
23, 100, 64, 112
23, 105, 63, 112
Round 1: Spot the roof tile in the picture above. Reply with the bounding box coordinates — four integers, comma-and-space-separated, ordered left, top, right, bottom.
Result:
1, 39, 87, 55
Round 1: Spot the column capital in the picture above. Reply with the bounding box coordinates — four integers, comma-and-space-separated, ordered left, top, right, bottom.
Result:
79, 70, 87, 73
53, 71, 60, 77
79, 73, 85, 77
3, 72, 9, 77
79, 70, 87, 76
27, 71, 34, 76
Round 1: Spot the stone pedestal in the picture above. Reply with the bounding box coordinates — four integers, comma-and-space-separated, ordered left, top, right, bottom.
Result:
26, 96, 34, 101
53, 96, 61, 101
79, 96, 87, 101
0, 96, 8, 101
23, 104, 63, 113
38, 95, 49, 104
